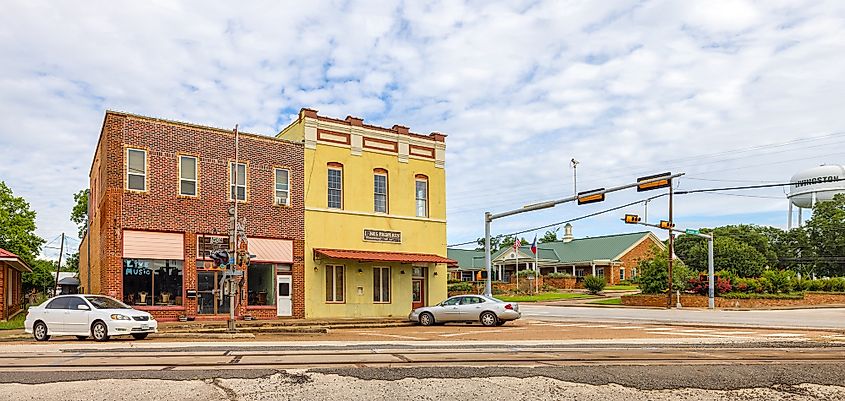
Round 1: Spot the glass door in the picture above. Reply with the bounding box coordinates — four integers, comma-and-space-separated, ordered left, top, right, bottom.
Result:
197, 271, 230, 315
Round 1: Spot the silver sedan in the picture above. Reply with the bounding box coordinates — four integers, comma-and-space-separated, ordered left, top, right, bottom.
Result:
409, 295, 521, 327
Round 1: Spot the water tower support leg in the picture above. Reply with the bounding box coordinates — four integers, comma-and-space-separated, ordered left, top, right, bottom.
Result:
788, 201, 793, 230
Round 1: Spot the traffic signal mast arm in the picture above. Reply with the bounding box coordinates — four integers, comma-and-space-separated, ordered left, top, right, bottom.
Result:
624, 219, 712, 240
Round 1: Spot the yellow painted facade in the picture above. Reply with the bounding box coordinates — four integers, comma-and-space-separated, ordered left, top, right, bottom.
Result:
278, 110, 448, 318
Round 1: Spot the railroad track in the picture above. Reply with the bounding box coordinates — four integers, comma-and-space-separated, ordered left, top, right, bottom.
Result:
2, 346, 844, 370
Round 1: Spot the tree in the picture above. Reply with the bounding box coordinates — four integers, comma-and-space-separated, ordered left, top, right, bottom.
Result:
805, 193, 845, 277
65, 251, 79, 272
583, 275, 605, 295
0, 181, 44, 264
71, 189, 89, 239
637, 247, 693, 294
539, 228, 560, 243
22, 259, 55, 294
474, 235, 528, 252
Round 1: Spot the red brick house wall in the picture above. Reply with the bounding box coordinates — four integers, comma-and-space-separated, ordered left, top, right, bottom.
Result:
616, 236, 664, 284
84, 111, 305, 320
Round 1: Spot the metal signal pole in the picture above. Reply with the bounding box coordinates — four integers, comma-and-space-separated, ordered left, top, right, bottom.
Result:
228, 124, 239, 333
667, 181, 674, 308
54, 233, 65, 296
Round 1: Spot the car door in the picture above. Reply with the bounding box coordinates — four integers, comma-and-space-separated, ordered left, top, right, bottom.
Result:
42, 297, 69, 333
433, 296, 462, 322
459, 296, 484, 321
64, 296, 91, 335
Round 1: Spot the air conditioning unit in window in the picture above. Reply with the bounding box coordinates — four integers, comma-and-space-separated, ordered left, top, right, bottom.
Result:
275, 197, 287, 205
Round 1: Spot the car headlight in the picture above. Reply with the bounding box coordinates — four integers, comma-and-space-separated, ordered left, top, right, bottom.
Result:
110, 314, 132, 321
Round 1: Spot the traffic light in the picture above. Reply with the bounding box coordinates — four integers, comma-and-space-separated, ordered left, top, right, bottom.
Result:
624, 214, 641, 224
577, 188, 606, 205
637, 172, 672, 192
658, 220, 675, 230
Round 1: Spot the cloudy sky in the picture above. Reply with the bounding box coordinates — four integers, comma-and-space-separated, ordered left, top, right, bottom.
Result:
2, 0, 845, 257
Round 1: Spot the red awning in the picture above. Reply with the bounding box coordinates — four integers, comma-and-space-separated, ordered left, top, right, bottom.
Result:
314, 248, 455, 264
0, 247, 32, 273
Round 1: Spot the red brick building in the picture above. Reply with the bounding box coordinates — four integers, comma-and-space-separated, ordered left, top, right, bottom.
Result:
79, 111, 305, 321
1, 248, 31, 321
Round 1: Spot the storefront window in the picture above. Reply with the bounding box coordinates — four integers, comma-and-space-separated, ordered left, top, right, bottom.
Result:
123, 259, 183, 306
248, 263, 276, 306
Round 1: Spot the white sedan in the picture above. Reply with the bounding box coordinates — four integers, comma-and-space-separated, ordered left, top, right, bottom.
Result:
25, 295, 157, 342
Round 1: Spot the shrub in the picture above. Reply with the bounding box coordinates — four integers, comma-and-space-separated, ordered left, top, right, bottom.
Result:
516, 269, 537, 277
832, 278, 845, 292
583, 275, 606, 295
447, 278, 461, 284
761, 270, 795, 294
637, 248, 693, 294
546, 272, 572, 279
447, 282, 472, 292
617, 280, 633, 286
721, 292, 804, 300
687, 273, 732, 296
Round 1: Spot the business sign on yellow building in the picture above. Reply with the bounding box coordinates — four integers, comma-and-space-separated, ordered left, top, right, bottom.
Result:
278, 109, 452, 318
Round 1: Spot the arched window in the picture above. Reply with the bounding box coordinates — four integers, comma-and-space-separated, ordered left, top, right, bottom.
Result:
415, 174, 428, 217
373, 168, 388, 213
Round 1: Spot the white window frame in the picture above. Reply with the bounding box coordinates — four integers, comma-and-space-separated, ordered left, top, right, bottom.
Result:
596, 267, 605, 277
126, 148, 147, 192
374, 172, 388, 213
373, 266, 391, 303
328, 167, 343, 209
274, 168, 290, 206
230, 162, 247, 202
326, 265, 345, 303
415, 178, 428, 217
619, 267, 625, 281
179, 155, 198, 197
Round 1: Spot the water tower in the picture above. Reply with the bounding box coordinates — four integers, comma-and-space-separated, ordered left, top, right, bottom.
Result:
787, 164, 845, 228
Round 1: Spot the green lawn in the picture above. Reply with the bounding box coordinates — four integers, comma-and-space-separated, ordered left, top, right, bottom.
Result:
497, 292, 593, 302
0, 313, 25, 330
604, 285, 639, 291
589, 298, 622, 305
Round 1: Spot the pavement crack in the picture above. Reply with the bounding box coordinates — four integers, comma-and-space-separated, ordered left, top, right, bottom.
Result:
210, 378, 239, 401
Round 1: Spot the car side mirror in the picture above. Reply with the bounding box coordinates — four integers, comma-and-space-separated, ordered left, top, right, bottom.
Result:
77, 304, 90, 310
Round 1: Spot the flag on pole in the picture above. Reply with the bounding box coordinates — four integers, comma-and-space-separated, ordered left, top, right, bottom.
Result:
513, 238, 522, 251
530, 234, 538, 255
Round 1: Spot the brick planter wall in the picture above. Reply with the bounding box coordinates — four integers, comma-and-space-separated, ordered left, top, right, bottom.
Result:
545, 277, 577, 290
622, 292, 845, 308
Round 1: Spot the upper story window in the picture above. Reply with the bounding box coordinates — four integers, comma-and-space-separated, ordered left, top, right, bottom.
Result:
179, 155, 198, 197
373, 168, 388, 213
327, 163, 343, 209
415, 174, 428, 217
275, 168, 290, 206
230, 162, 247, 201
126, 148, 147, 191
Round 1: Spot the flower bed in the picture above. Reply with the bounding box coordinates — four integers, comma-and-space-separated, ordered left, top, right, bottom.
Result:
622, 292, 845, 308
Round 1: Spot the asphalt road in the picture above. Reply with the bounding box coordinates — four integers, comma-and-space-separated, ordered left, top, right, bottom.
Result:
521, 304, 845, 329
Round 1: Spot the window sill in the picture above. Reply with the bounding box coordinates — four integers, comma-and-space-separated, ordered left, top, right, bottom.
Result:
246, 305, 277, 310
134, 305, 185, 311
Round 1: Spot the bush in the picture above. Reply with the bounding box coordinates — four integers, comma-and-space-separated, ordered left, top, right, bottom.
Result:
721, 292, 804, 300
546, 272, 572, 279
447, 282, 472, 292
583, 275, 606, 295
637, 248, 693, 294
617, 280, 633, 286
447, 278, 461, 284
761, 270, 795, 294
516, 269, 537, 277
687, 273, 731, 296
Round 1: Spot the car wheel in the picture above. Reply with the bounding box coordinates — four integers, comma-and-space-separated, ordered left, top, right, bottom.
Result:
33, 322, 50, 342
419, 312, 435, 326
91, 321, 110, 342
132, 333, 149, 340
480, 312, 498, 327
75, 336, 88, 340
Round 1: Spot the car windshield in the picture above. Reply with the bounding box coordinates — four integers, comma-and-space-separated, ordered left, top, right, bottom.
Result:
483, 295, 505, 303
85, 296, 130, 309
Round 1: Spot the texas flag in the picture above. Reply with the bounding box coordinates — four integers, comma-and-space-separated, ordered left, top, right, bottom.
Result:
530, 234, 538, 255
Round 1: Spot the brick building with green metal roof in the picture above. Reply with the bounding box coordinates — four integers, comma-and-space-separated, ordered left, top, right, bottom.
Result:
447, 224, 665, 285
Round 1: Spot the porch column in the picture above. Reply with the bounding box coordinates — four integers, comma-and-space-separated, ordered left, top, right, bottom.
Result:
591, 262, 596, 276
553, 266, 558, 273
572, 266, 575, 276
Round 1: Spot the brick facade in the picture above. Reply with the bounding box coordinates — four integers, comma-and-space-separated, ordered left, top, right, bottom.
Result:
81, 111, 305, 321
616, 236, 663, 284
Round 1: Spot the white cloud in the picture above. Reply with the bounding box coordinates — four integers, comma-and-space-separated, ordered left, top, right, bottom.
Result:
1, 0, 844, 254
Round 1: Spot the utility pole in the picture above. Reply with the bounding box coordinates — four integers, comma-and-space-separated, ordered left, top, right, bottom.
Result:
54, 233, 65, 296
570, 159, 579, 195
228, 124, 239, 333
667, 181, 674, 308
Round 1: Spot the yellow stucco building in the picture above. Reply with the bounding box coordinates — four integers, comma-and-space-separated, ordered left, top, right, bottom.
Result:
278, 109, 451, 318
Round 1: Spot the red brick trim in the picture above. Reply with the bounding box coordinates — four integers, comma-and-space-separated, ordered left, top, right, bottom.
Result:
409, 144, 435, 159
317, 129, 351, 145
363, 137, 399, 153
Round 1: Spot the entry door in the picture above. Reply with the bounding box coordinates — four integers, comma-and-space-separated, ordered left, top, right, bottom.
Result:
412, 279, 425, 309
276, 275, 292, 317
